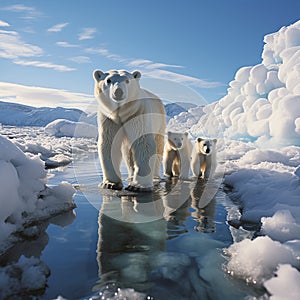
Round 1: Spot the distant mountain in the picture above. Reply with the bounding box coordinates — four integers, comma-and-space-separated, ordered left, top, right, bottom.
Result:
0, 101, 96, 127
164, 102, 197, 118
0, 100, 196, 127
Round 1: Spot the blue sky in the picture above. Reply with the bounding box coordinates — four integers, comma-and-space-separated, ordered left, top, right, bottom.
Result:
0, 0, 300, 110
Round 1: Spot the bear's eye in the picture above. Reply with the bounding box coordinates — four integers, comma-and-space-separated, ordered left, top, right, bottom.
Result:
107, 78, 111, 84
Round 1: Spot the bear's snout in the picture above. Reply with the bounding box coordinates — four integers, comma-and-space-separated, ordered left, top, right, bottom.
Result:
205, 148, 210, 154
177, 142, 182, 148
114, 87, 123, 100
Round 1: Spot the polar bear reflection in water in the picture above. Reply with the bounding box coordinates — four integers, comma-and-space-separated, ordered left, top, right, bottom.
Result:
94, 178, 218, 294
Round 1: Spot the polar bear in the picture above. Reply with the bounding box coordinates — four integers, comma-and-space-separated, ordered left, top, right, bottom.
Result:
191, 137, 217, 179
163, 131, 192, 179
93, 69, 166, 192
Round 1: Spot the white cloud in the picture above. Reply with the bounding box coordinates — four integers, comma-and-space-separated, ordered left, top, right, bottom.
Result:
56, 41, 79, 48
0, 81, 95, 110
127, 59, 183, 70
78, 28, 97, 40
69, 56, 91, 64
47, 22, 69, 32
0, 29, 43, 59
85, 46, 222, 89
0, 29, 75, 71
13, 59, 76, 71
1, 4, 42, 19
142, 68, 221, 88
85, 47, 109, 55
0, 20, 10, 27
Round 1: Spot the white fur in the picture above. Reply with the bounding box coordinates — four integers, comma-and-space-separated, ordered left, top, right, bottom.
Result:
93, 69, 166, 190
163, 131, 192, 179
191, 138, 217, 179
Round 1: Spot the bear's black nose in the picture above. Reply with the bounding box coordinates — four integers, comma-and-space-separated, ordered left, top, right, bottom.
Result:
177, 142, 182, 148
205, 148, 210, 154
114, 87, 123, 99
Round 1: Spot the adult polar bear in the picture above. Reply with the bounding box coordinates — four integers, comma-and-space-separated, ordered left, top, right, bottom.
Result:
93, 69, 166, 192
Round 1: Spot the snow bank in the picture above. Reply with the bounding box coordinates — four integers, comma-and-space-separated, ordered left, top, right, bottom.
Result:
172, 20, 300, 145
0, 135, 75, 252
45, 119, 98, 138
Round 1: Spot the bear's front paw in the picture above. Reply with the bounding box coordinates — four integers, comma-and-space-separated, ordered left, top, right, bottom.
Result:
125, 185, 153, 193
99, 181, 123, 190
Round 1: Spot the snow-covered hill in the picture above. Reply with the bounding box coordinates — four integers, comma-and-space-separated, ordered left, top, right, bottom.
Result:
0, 101, 96, 127
0, 101, 193, 128
164, 102, 197, 118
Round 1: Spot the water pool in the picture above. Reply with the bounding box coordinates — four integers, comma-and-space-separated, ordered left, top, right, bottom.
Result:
2, 156, 263, 299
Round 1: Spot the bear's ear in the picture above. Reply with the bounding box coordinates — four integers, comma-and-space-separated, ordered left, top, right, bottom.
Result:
197, 137, 203, 143
132, 70, 141, 80
93, 70, 105, 82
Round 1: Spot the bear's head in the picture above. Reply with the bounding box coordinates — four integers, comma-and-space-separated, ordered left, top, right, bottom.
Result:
167, 131, 189, 150
196, 138, 217, 155
93, 69, 141, 111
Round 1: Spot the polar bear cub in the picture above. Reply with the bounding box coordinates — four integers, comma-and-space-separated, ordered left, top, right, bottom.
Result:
191, 137, 217, 179
93, 69, 166, 192
163, 131, 192, 179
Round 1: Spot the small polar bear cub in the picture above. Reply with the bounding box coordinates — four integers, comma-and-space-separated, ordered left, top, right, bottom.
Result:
191, 137, 217, 179
163, 131, 192, 179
